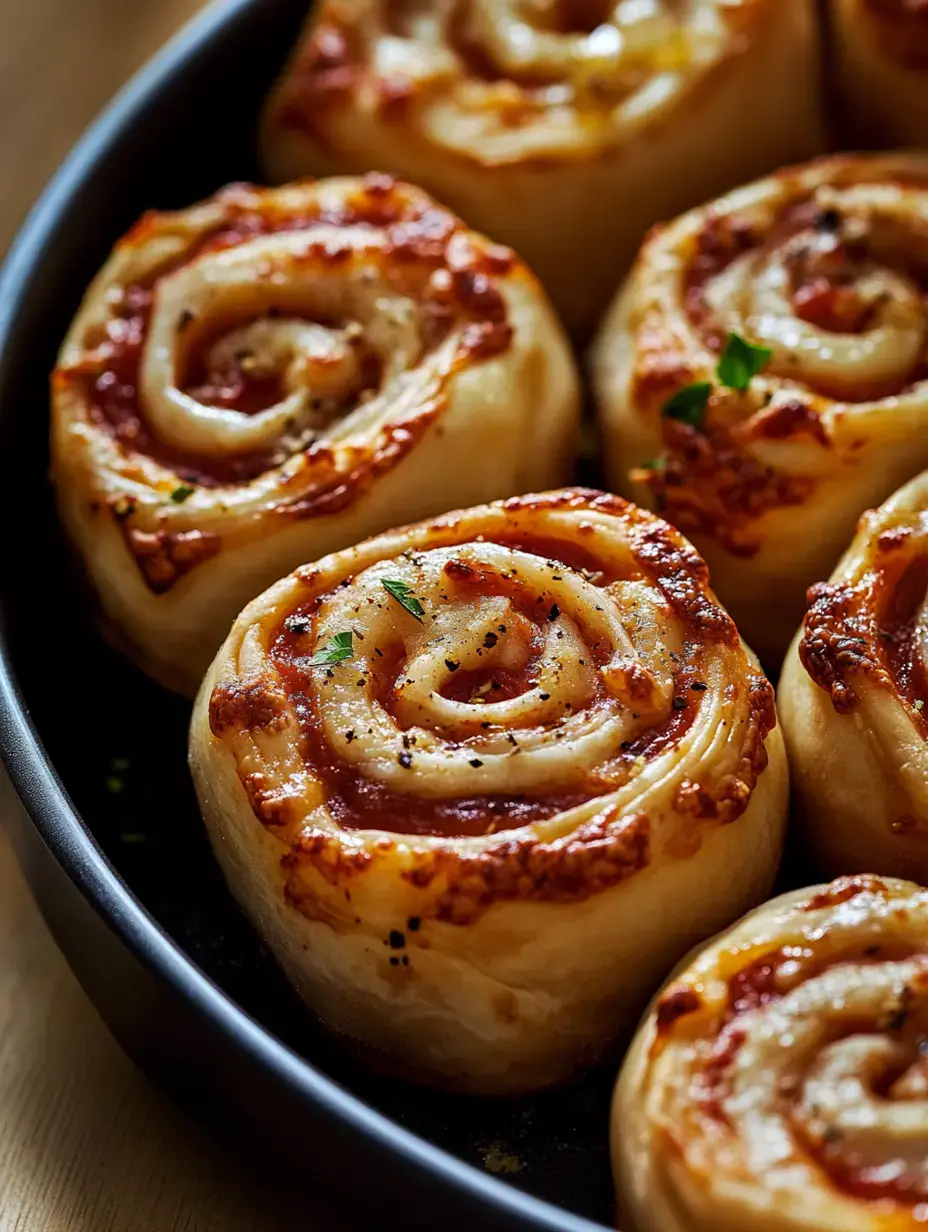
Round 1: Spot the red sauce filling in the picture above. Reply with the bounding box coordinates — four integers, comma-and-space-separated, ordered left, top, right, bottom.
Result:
695, 948, 820, 1124
178, 310, 290, 418
77, 290, 278, 486
696, 1025, 748, 1123
697, 942, 928, 1210
442, 4, 574, 89
791, 278, 875, 335
279, 0, 653, 136
438, 613, 552, 707
444, 1, 636, 92
824, 1162, 928, 1205
489, 533, 627, 586
684, 196, 928, 402
804, 875, 892, 911
805, 960, 928, 1205
266, 545, 703, 838
875, 553, 928, 730
68, 212, 334, 486
275, 660, 599, 840
439, 665, 537, 706
59, 187, 498, 488
726, 950, 784, 1018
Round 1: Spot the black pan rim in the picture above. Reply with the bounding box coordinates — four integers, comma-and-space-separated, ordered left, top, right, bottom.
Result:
0, 2, 606, 1228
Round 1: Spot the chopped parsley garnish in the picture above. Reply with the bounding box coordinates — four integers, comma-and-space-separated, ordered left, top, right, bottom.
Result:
309, 630, 354, 667
660, 333, 771, 430
716, 332, 772, 392
382, 578, 424, 622
661, 382, 711, 428
106, 755, 131, 795
171, 483, 196, 503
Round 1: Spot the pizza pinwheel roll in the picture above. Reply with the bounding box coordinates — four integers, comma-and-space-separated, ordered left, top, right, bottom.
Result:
51, 175, 578, 695
189, 488, 787, 1094
614, 875, 928, 1232
261, 0, 823, 338
780, 470, 928, 883
592, 154, 928, 663
830, 0, 928, 148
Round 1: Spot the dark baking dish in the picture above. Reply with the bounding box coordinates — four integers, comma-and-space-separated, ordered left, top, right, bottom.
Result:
0, 1, 614, 1228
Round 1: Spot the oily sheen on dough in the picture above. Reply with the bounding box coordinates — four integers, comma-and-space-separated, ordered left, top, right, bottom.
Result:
592, 153, 928, 664
261, 0, 823, 338
189, 488, 787, 1094
614, 875, 928, 1232
780, 470, 928, 883
51, 174, 579, 695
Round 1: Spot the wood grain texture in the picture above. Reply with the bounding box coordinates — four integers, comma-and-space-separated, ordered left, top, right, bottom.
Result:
0, 787, 312, 1232
0, 0, 210, 242
0, 2, 341, 1228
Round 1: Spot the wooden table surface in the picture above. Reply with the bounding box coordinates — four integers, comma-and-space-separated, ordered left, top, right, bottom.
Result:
0, 2, 339, 1227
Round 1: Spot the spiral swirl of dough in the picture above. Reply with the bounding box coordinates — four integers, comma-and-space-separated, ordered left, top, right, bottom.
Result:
614, 875, 928, 1232
261, 0, 822, 336
302, 540, 678, 799
593, 153, 928, 662
780, 469, 928, 883
189, 488, 787, 1093
51, 174, 578, 693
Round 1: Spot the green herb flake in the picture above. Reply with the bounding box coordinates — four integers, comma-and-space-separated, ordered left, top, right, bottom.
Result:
639, 455, 667, 472
716, 332, 772, 392
120, 832, 148, 844
382, 578, 425, 622
309, 630, 354, 667
481, 1145, 523, 1175
171, 483, 196, 503
661, 382, 711, 428
106, 755, 131, 795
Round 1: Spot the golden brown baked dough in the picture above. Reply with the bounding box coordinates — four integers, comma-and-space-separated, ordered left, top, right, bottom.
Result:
830, 0, 928, 147
592, 153, 928, 664
613, 875, 928, 1232
188, 489, 787, 1093
51, 175, 578, 695
261, 0, 823, 338
779, 470, 928, 883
